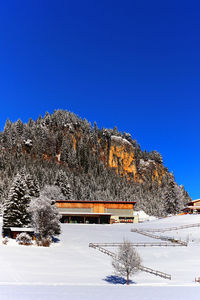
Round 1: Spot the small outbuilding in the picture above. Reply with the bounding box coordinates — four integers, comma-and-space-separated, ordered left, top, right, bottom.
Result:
2, 227, 35, 239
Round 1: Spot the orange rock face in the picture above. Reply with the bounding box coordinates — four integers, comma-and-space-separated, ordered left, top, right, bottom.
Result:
60, 132, 165, 185
108, 144, 137, 179
107, 137, 165, 184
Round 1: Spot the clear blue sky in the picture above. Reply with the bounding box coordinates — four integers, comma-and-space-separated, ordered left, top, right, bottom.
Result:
0, 1, 199, 199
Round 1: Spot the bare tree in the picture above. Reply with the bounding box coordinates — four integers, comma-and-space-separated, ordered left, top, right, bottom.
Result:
112, 240, 141, 285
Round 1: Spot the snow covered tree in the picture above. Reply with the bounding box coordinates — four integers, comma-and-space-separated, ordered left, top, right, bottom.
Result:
60, 138, 69, 163
164, 176, 184, 215
28, 195, 61, 243
25, 174, 40, 198
180, 184, 191, 207
112, 240, 141, 285
15, 119, 24, 137
3, 173, 31, 233
41, 185, 65, 202
55, 170, 73, 200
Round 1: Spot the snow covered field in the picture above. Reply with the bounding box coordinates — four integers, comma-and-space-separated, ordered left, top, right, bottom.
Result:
1, 214, 200, 299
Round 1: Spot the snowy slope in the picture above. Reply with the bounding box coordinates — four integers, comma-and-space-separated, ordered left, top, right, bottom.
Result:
0, 215, 200, 299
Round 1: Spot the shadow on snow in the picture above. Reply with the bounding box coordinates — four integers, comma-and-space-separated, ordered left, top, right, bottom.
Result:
103, 275, 135, 285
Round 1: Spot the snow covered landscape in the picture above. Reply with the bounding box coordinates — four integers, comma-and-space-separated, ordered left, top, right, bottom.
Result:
0, 214, 200, 299
1, 0, 200, 298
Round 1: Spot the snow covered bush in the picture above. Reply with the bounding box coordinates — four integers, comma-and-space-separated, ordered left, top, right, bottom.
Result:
16, 233, 32, 246
112, 240, 141, 285
2, 237, 8, 245
28, 195, 61, 246
36, 236, 52, 247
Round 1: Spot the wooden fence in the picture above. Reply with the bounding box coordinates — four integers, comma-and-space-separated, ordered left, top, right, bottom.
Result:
88, 222, 196, 281
89, 243, 171, 280
133, 223, 200, 233
131, 229, 188, 246
89, 242, 185, 248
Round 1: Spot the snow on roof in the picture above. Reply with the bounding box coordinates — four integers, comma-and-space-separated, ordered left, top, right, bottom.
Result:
59, 212, 112, 216
191, 199, 200, 203
9, 227, 34, 232
56, 200, 136, 204
186, 199, 200, 205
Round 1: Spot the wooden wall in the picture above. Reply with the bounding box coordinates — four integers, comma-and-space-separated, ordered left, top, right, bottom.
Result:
56, 202, 134, 214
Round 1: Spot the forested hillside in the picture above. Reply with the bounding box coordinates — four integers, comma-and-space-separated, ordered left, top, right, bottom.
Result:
0, 110, 191, 216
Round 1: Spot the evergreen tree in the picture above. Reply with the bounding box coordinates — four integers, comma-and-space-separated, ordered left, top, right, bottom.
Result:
3, 173, 31, 233
25, 174, 40, 198
15, 119, 24, 137
164, 177, 183, 215
55, 170, 73, 200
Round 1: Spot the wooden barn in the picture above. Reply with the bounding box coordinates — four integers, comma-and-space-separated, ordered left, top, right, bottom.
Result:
182, 199, 200, 214
56, 200, 136, 224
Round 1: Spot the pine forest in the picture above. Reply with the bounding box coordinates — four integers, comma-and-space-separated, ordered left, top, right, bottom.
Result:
0, 110, 191, 217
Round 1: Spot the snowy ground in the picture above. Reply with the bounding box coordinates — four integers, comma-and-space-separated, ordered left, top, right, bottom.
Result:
1, 285, 200, 300
1, 215, 200, 299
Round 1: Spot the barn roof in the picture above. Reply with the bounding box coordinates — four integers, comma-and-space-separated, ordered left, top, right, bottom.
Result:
9, 227, 34, 232
59, 212, 112, 216
56, 200, 136, 204
187, 199, 200, 205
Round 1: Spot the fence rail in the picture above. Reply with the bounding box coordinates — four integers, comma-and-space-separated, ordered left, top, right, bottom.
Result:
139, 265, 171, 280
89, 243, 171, 280
89, 242, 185, 248
133, 223, 200, 233
131, 229, 188, 246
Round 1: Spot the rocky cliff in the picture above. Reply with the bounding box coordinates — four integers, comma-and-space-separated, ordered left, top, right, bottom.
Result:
65, 131, 166, 186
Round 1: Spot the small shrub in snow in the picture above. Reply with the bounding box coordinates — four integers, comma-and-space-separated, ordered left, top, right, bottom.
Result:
2, 237, 8, 245
16, 233, 32, 246
36, 236, 52, 247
